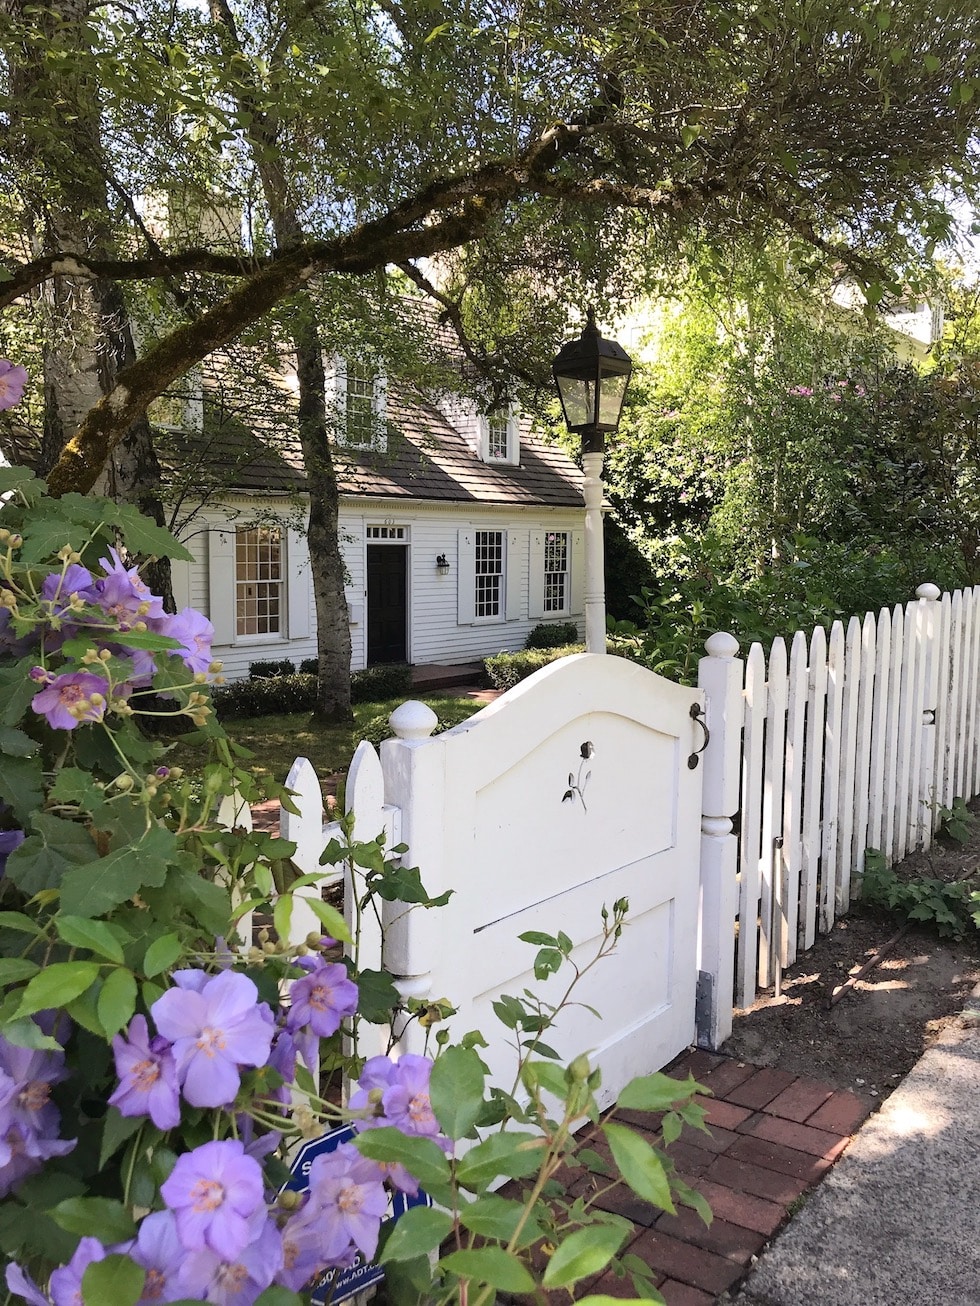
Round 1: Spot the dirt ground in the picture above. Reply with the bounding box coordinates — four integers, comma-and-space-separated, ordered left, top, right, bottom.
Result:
723, 816, 980, 1100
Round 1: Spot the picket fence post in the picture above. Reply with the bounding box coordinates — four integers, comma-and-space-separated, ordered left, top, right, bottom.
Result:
378, 701, 443, 1057
916, 583, 942, 850
696, 632, 743, 1049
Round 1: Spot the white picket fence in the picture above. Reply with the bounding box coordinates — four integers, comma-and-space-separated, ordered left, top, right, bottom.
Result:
732, 582, 980, 1011
237, 580, 980, 1056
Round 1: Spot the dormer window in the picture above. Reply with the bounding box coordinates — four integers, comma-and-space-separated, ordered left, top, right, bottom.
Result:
328, 355, 387, 450
480, 405, 519, 465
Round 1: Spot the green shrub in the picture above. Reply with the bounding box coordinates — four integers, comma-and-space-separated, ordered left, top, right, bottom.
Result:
525, 621, 579, 650
249, 658, 296, 678
299, 657, 318, 674
483, 644, 584, 690
351, 662, 413, 703
214, 673, 318, 718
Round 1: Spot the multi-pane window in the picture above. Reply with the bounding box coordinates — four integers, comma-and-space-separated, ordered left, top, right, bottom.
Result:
474, 530, 504, 618
236, 527, 282, 636
346, 362, 376, 446
543, 531, 569, 613
487, 412, 509, 461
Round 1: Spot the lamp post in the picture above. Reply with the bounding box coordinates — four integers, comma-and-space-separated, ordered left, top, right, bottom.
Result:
552, 309, 633, 654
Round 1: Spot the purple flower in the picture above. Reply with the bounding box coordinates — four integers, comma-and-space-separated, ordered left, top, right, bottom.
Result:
177, 1212, 283, 1305
380, 1055, 440, 1138
0, 829, 25, 876
129, 1210, 185, 1304
160, 1139, 265, 1259
49, 1237, 107, 1306
286, 959, 358, 1043
109, 1015, 181, 1130
156, 608, 214, 676
0, 1037, 75, 1196
279, 1202, 341, 1290
90, 548, 165, 627
0, 360, 27, 411
151, 971, 274, 1108
30, 671, 108, 730
5, 1261, 48, 1306
40, 565, 95, 618
306, 1141, 388, 1261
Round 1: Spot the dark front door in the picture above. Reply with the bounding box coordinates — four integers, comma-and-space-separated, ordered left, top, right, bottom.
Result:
367, 544, 408, 664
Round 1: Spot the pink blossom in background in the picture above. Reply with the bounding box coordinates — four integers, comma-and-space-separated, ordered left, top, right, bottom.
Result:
787, 385, 814, 397
0, 361, 27, 412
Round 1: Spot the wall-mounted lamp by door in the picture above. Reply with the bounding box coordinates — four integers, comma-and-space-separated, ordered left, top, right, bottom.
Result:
436, 554, 450, 575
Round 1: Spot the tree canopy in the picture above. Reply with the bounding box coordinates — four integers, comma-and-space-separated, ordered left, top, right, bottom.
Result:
3, 0, 980, 495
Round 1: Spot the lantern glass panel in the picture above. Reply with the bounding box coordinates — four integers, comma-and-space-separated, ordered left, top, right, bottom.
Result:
556, 375, 596, 429
598, 373, 629, 428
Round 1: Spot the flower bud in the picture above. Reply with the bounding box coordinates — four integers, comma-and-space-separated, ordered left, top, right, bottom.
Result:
113, 774, 135, 792
8, 534, 22, 549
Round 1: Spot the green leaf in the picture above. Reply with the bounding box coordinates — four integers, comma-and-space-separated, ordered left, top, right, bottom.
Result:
301, 893, 352, 943
354, 1128, 451, 1190
617, 1072, 700, 1113
440, 1246, 535, 1293
603, 1122, 675, 1212
98, 967, 137, 1037
458, 1194, 544, 1248
354, 968, 399, 1024
99, 1107, 144, 1168
60, 824, 175, 917
82, 1255, 145, 1306
7, 813, 100, 898
0, 726, 37, 758
0, 1017, 61, 1050
253, 1290, 304, 1306
15, 961, 101, 1018
533, 947, 563, 980
56, 915, 126, 964
518, 930, 557, 947
380, 1205, 453, 1262
0, 911, 43, 935
542, 1224, 627, 1288
455, 1131, 546, 1191
272, 893, 293, 945
142, 932, 182, 977
107, 501, 194, 562
0, 958, 40, 985
0, 754, 44, 824
50, 1197, 136, 1243
430, 1045, 486, 1140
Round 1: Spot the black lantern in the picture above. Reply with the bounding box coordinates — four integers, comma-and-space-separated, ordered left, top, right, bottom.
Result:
552, 309, 633, 453
435, 554, 450, 575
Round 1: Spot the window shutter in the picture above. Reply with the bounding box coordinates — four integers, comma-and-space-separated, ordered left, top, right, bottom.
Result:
570, 530, 585, 615
208, 526, 236, 645
457, 529, 475, 624
528, 531, 546, 620
505, 529, 522, 620
287, 527, 311, 639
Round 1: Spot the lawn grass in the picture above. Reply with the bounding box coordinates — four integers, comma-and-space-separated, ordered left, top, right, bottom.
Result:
166, 693, 487, 787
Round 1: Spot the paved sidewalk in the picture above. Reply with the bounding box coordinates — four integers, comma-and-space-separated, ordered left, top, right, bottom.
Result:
557, 1049, 874, 1304
727, 986, 980, 1306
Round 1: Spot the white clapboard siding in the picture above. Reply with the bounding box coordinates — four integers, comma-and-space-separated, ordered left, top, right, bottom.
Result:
800, 623, 828, 954
781, 630, 807, 968
820, 621, 845, 934
736, 643, 767, 1010
758, 637, 787, 988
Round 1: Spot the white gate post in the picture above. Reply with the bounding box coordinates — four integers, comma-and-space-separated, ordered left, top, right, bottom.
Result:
696, 632, 743, 1049
378, 701, 444, 1057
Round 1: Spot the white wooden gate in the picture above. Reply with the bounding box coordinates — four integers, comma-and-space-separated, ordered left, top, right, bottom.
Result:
378, 654, 705, 1109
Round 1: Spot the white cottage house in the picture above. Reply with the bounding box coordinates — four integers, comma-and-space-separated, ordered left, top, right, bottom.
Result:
165, 370, 588, 679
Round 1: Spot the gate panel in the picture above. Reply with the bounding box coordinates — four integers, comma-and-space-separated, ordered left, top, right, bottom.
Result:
381, 654, 703, 1110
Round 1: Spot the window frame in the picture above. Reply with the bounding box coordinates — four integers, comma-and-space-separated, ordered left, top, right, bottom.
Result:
234, 525, 285, 640
542, 530, 571, 616
473, 528, 505, 621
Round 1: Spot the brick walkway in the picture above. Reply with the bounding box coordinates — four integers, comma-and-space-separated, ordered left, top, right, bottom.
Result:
560, 1047, 874, 1304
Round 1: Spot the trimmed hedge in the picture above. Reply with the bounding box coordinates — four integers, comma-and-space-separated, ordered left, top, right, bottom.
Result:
525, 622, 580, 650
483, 644, 584, 691
214, 662, 415, 719
248, 659, 297, 679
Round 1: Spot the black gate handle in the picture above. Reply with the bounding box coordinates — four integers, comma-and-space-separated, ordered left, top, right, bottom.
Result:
688, 703, 710, 770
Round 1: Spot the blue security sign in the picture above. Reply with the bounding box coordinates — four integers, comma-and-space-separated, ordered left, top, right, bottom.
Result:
284, 1124, 428, 1305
